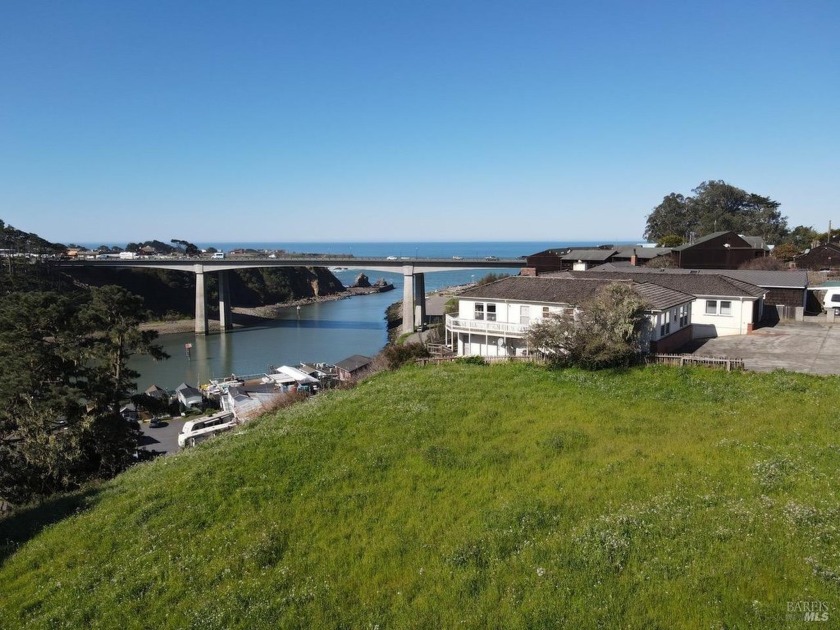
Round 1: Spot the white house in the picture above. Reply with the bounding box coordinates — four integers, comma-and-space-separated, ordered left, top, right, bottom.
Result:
175, 382, 203, 409
579, 270, 766, 338
445, 276, 696, 358
221, 384, 289, 423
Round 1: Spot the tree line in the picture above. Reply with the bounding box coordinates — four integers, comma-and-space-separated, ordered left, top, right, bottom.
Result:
644, 180, 833, 257
0, 225, 168, 507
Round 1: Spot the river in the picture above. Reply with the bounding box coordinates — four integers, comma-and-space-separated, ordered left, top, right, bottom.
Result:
126, 240, 636, 389
128, 267, 484, 390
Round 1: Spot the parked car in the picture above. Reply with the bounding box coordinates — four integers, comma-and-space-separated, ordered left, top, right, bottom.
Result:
823, 287, 840, 316
485, 256, 499, 261
386, 256, 398, 260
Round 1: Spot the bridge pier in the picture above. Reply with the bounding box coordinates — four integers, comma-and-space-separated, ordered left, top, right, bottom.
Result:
194, 266, 209, 335
218, 270, 232, 331
414, 272, 426, 329
402, 267, 427, 333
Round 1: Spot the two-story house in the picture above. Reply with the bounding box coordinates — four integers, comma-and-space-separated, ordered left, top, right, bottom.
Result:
444, 276, 696, 358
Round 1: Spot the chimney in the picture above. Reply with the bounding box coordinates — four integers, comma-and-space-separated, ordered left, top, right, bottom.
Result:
630, 248, 637, 266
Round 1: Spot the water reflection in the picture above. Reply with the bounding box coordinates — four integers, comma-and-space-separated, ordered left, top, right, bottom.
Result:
128, 267, 506, 390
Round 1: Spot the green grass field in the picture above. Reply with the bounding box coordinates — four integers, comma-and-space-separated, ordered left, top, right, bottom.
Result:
2, 363, 839, 628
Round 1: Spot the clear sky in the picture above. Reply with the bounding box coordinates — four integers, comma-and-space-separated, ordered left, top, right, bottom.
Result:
1, 1, 838, 245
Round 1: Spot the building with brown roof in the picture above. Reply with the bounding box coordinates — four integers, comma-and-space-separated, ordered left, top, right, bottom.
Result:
793, 243, 840, 272
445, 276, 695, 357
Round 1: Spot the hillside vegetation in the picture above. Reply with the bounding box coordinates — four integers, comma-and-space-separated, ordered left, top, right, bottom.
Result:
2, 363, 839, 628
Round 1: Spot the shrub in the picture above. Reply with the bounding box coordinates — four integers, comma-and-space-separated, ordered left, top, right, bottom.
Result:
381, 342, 430, 369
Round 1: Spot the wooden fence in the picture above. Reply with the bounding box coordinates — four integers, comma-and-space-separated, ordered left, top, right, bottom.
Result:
415, 355, 547, 366
416, 351, 743, 371
645, 354, 744, 371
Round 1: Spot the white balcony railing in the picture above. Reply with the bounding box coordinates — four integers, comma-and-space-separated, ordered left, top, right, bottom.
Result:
445, 314, 528, 336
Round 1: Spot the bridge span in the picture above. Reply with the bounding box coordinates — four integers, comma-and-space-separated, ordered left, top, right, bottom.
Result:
60, 256, 526, 335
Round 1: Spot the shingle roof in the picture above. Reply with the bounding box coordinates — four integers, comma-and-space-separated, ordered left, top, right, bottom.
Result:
459, 276, 692, 311
589, 265, 808, 289
560, 249, 618, 261
672, 231, 757, 251
560, 270, 765, 298
335, 355, 372, 372
632, 282, 696, 310
614, 246, 673, 259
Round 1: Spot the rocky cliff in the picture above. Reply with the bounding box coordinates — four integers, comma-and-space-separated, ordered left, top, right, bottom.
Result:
63, 266, 346, 317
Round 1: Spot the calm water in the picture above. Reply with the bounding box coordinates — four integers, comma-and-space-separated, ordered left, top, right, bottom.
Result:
126, 240, 636, 389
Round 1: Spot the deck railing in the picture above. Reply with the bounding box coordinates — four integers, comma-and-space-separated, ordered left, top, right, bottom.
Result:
445, 314, 528, 336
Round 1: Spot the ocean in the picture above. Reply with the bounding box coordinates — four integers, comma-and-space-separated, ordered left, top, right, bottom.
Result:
83, 240, 639, 259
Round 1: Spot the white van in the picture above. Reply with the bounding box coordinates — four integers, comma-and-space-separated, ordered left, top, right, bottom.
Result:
178, 411, 236, 448
211, 252, 225, 259
823, 288, 840, 315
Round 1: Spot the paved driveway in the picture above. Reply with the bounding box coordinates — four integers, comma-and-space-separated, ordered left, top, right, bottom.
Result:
138, 417, 188, 456
684, 321, 840, 375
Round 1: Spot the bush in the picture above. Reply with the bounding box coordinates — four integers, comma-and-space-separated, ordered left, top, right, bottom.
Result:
381, 342, 430, 369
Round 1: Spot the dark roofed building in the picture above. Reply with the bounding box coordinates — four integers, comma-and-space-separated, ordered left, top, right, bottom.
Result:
335, 355, 373, 382
524, 245, 671, 273
670, 231, 767, 269
793, 243, 840, 272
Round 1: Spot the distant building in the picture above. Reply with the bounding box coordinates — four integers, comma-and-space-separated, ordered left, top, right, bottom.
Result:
793, 243, 840, 271
175, 383, 203, 409
669, 231, 767, 269
335, 355, 373, 382
524, 245, 671, 273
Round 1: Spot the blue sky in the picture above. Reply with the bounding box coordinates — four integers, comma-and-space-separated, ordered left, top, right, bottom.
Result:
1, 1, 838, 244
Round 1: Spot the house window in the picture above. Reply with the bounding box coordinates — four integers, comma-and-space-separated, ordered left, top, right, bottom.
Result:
679, 305, 689, 327
520, 305, 530, 325
704, 300, 732, 316
486, 304, 497, 322
660, 311, 670, 336
475, 303, 484, 320
542, 306, 550, 318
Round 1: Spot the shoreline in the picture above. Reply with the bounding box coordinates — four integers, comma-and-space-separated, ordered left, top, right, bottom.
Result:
141, 286, 395, 336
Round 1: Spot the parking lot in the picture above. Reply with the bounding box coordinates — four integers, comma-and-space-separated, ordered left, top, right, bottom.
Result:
138, 417, 188, 456
685, 319, 840, 375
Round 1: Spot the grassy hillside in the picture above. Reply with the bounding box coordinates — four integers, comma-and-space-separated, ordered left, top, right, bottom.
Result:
2, 363, 839, 628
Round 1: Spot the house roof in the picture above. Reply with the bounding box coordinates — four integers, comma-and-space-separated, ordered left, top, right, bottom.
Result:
560, 248, 618, 262
335, 355, 373, 372
795, 243, 840, 258
589, 265, 808, 289
740, 235, 768, 249
614, 246, 673, 259
459, 276, 693, 311
563, 270, 765, 298
632, 282, 696, 310
175, 383, 202, 397
144, 384, 169, 399
672, 231, 756, 251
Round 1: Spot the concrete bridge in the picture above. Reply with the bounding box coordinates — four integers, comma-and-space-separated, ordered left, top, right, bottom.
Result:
60, 256, 526, 334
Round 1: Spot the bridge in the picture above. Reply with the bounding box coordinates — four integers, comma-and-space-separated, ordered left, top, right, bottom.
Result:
60, 256, 527, 335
